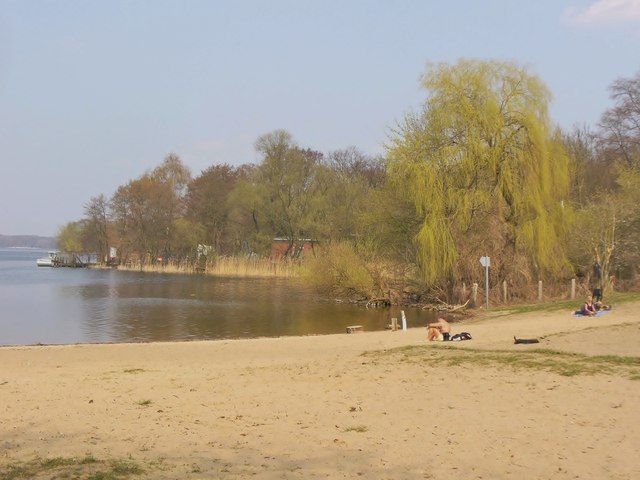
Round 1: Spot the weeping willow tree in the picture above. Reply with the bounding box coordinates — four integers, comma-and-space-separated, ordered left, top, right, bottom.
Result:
386, 59, 572, 290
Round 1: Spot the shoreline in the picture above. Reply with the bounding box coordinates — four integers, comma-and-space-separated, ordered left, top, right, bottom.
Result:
1, 302, 639, 479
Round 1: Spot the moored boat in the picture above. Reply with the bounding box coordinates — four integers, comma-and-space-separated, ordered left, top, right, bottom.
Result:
36, 251, 58, 267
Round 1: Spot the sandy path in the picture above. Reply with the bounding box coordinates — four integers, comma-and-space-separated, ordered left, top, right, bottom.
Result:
1, 302, 639, 479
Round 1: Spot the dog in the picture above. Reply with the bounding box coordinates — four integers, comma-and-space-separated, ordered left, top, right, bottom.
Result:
514, 336, 539, 344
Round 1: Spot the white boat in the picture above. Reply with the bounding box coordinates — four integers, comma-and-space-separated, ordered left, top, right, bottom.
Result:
36, 251, 58, 267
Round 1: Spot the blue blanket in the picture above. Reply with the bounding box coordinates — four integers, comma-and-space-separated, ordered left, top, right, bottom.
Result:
573, 309, 610, 317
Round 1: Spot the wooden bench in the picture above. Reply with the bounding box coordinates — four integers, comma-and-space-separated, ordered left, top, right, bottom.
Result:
346, 325, 363, 334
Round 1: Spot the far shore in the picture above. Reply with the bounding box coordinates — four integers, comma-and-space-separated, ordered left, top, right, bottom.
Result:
1, 301, 639, 479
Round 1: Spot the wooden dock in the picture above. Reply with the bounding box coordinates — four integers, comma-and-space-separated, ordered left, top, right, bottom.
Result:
51, 252, 98, 268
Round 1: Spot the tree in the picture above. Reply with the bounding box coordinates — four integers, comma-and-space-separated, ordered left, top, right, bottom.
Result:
186, 164, 246, 254
563, 127, 610, 204
251, 130, 322, 256
570, 71, 640, 292
612, 167, 640, 281
314, 147, 385, 241
598, 70, 640, 168
108, 155, 194, 263
151, 153, 192, 200
57, 221, 84, 253
110, 174, 176, 263
171, 217, 206, 259
227, 173, 266, 254
386, 59, 572, 291
83, 194, 110, 262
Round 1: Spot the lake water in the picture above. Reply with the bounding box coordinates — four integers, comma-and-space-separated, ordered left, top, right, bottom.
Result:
0, 248, 436, 346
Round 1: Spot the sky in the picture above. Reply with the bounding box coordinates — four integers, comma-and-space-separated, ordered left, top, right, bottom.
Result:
1, 0, 639, 237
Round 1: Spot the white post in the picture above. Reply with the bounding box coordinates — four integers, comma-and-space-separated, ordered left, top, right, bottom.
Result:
538, 280, 543, 301
479, 256, 490, 310
401, 310, 407, 332
484, 262, 489, 309
472, 283, 478, 307
571, 278, 576, 300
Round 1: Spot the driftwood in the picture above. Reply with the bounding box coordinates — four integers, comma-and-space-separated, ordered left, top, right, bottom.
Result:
422, 299, 470, 312
365, 297, 391, 308
447, 299, 470, 312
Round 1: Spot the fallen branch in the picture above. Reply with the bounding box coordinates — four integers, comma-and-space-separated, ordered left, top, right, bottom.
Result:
365, 297, 391, 308
422, 299, 469, 312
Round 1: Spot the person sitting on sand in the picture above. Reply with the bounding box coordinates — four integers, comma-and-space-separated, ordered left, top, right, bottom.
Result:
580, 296, 597, 316
427, 317, 451, 341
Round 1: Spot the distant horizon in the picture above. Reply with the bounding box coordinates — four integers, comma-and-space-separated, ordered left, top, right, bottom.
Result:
0, 233, 55, 239
0, 234, 57, 250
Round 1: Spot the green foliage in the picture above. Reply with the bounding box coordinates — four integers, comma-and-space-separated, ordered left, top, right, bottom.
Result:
253, 130, 322, 243
57, 221, 84, 253
387, 59, 572, 285
313, 148, 386, 241
58, 67, 640, 300
301, 241, 376, 299
226, 176, 264, 254
567, 154, 640, 289
171, 217, 206, 258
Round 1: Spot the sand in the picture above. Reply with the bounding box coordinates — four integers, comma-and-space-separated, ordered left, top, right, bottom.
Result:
1, 302, 639, 479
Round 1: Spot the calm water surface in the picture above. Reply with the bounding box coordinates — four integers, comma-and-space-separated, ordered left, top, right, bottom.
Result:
0, 248, 436, 346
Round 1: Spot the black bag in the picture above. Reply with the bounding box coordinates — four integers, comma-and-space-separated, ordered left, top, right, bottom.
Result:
450, 332, 472, 341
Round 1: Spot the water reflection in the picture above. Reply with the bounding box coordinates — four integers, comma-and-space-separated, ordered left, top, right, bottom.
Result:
0, 249, 437, 345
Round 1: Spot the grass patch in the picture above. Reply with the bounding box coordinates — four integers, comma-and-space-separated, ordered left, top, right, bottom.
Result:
136, 399, 152, 407
363, 345, 640, 380
491, 291, 640, 315
0, 455, 143, 480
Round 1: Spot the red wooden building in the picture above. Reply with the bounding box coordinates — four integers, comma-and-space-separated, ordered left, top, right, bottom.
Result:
270, 238, 317, 259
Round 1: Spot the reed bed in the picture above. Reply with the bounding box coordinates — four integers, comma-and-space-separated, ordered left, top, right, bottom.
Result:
110, 255, 301, 278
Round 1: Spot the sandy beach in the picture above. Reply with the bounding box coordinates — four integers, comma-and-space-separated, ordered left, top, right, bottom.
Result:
1, 302, 639, 479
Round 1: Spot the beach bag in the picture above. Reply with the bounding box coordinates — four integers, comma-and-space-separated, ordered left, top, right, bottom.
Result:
450, 332, 472, 341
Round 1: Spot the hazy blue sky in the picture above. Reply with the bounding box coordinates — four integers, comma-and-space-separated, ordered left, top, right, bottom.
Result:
2, 0, 639, 236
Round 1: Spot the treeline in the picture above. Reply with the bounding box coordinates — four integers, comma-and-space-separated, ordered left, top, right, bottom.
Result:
0, 235, 57, 249
58, 59, 640, 304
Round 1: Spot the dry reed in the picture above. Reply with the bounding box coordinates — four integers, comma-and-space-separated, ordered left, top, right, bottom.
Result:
108, 256, 301, 278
